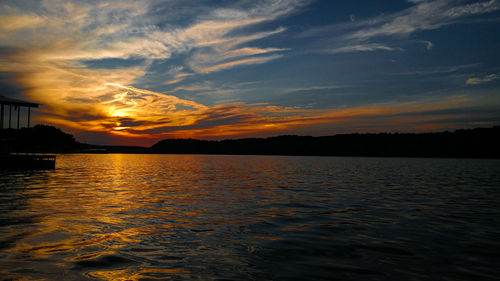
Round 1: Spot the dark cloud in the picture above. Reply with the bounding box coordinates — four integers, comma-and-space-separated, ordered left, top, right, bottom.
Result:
0, 72, 24, 98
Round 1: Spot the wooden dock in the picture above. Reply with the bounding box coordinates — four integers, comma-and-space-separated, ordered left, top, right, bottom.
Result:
0, 154, 56, 170
1, 96, 56, 170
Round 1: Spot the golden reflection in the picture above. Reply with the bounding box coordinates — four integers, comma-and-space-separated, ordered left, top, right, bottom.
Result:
6, 156, 168, 260
0, 154, 329, 280
88, 269, 137, 281
8, 228, 149, 258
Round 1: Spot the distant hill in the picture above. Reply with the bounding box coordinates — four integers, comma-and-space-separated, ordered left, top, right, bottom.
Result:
3, 125, 499, 158
150, 127, 500, 158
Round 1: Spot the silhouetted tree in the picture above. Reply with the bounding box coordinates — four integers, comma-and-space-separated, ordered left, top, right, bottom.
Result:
150, 127, 500, 158
1, 125, 77, 153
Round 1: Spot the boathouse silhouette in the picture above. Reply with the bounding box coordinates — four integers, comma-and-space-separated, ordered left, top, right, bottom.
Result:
1, 96, 55, 169
0, 96, 39, 129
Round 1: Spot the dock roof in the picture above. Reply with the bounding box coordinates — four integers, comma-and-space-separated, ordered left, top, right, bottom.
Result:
0, 96, 39, 107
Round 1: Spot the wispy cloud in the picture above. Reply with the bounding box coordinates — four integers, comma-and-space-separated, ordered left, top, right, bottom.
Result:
281, 85, 349, 94
466, 73, 500, 85
0, 14, 46, 34
145, 2, 298, 73
308, 0, 500, 54
347, 0, 500, 40
191, 55, 284, 74
0, 0, 308, 141
394, 63, 480, 76
164, 67, 193, 85
181, 25, 288, 73
174, 84, 213, 92
2, 0, 301, 67
325, 43, 399, 54
422, 40, 434, 50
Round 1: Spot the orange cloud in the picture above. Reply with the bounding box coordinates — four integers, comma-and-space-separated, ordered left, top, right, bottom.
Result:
1, 31, 481, 145
0, 14, 46, 34
2, 40, 480, 144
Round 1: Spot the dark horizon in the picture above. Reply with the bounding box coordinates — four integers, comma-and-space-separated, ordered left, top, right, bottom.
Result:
3, 125, 499, 159
71, 125, 500, 148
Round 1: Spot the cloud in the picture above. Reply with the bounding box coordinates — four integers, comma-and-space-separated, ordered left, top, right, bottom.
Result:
190, 55, 284, 74
281, 85, 349, 94
308, 0, 500, 54
466, 73, 500, 85
0, 14, 46, 34
325, 43, 399, 54
123, 96, 488, 141
1, 0, 299, 68
0, 0, 307, 141
422, 40, 434, 50
164, 67, 193, 85
394, 63, 480, 76
181, 26, 288, 73
144, 2, 297, 73
7, 41, 476, 143
213, 47, 287, 63
174, 84, 213, 92
347, 0, 500, 40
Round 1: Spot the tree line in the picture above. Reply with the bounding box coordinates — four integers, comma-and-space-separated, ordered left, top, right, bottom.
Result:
2, 125, 499, 158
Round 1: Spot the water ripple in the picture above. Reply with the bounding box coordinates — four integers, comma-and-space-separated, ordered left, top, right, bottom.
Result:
1, 155, 499, 280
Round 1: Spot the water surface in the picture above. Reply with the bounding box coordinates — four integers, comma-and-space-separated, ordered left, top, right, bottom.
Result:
1, 154, 499, 280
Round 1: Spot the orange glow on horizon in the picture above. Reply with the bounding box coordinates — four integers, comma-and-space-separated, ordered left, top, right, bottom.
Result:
20, 68, 478, 145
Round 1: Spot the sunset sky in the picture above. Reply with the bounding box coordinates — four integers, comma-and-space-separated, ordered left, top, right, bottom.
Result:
1, 0, 500, 146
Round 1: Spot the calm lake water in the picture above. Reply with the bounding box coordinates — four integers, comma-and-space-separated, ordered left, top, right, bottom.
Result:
1, 154, 499, 281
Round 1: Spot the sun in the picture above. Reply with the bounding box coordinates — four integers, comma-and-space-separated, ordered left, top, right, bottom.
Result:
111, 109, 126, 117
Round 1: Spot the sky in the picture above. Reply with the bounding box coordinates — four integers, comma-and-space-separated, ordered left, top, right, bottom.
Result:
1, 0, 499, 146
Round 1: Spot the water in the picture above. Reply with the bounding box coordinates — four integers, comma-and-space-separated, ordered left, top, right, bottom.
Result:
1, 154, 499, 281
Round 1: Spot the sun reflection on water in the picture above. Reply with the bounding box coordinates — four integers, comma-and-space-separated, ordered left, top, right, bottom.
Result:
1, 154, 500, 280
2, 154, 297, 279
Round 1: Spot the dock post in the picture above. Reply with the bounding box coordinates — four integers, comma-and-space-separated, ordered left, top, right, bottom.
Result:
17, 106, 20, 129
28, 107, 31, 128
0, 97, 40, 131
1, 104, 3, 129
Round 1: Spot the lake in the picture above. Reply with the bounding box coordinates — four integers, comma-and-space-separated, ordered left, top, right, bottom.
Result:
1, 154, 499, 280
